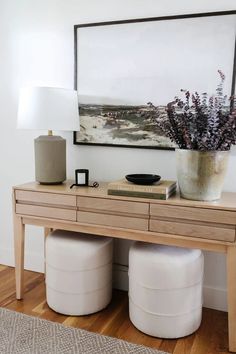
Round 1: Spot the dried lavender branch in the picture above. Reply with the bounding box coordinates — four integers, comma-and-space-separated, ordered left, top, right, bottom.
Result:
148, 71, 236, 151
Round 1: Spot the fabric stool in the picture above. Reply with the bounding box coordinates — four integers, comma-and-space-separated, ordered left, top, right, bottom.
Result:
45, 230, 113, 315
129, 242, 204, 338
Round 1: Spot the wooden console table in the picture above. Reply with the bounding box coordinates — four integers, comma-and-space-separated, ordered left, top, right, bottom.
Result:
12, 181, 236, 352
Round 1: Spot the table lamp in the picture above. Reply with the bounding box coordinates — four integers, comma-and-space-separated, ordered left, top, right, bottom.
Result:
17, 87, 80, 184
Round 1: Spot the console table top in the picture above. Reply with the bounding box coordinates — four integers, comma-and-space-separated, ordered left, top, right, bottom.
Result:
13, 180, 236, 211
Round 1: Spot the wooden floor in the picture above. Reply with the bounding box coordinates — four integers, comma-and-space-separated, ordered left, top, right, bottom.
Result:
0, 265, 229, 354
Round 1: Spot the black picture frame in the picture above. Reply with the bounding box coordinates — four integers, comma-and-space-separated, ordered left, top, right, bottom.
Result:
74, 10, 236, 150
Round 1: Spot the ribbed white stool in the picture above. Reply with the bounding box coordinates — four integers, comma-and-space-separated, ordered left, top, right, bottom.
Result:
129, 242, 204, 338
45, 230, 113, 316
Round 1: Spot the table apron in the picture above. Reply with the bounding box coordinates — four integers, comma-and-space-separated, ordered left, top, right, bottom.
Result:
21, 215, 230, 253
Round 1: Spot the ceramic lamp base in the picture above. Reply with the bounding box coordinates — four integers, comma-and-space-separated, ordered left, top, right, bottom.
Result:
34, 135, 66, 184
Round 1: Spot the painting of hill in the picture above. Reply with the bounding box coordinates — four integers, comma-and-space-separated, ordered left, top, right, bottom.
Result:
74, 103, 175, 149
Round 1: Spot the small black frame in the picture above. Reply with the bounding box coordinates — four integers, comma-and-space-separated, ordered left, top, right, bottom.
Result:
70, 169, 89, 189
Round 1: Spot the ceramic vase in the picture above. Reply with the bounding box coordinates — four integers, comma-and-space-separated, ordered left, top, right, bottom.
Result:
176, 149, 229, 201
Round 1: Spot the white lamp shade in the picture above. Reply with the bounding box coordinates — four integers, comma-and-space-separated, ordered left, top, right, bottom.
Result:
17, 87, 80, 131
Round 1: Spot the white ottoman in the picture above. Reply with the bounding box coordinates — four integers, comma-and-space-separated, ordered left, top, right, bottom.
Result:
45, 230, 113, 315
129, 243, 204, 338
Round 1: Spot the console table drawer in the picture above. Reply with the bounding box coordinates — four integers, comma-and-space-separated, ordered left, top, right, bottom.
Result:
150, 219, 235, 242
77, 196, 149, 215
15, 190, 76, 207
77, 211, 148, 231
16, 204, 76, 221
150, 204, 236, 225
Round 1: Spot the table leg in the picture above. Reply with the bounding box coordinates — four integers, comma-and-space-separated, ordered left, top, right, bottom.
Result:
44, 228, 53, 275
13, 215, 25, 300
227, 245, 236, 352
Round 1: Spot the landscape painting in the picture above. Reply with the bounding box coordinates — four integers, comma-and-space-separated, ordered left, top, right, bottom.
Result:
74, 13, 236, 149
77, 103, 175, 148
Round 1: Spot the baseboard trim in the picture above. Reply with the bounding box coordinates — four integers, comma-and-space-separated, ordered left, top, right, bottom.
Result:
113, 263, 129, 291
203, 285, 227, 312
0, 246, 44, 273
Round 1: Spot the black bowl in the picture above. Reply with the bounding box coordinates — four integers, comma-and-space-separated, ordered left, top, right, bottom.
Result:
125, 174, 161, 185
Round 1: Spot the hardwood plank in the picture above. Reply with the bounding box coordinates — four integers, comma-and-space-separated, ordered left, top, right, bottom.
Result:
204, 309, 228, 354
1, 269, 44, 310
63, 312, 100, 331
189, 308, 215, 354
172, 334, 195, 354
6, 281, 45, 316
116, 315, 163, 349
0, 266, 232, 354
63, 291, 126, 332
98, 300, 128, 336
32, 300, 47, 315
39, 305, 67, 323
89, 292, 128, 335
158, 339, 177, 353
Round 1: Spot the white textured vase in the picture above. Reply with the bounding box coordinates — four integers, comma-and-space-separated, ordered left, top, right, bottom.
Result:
176, 149, 229, 201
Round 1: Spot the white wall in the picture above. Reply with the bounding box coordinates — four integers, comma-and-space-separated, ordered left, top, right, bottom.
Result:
0, 0, 236, 311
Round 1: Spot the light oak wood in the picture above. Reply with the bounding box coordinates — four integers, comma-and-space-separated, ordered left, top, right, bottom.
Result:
15, 190, 76, 207
13, 215, 25, 300
150, 219, 235, 242
150, 204, 236, 225
14, 181, 236, 211
77, 196, 149, 215
16, 204, 76, 221
22, 215, 228, 253
12, 181, 236, 352
44, 228, 53, 238
13, 190, 25, 300
0, 265, 7, 271
0, 266, 231, 354
77, 211, 148, 231
44, 228, 53, 275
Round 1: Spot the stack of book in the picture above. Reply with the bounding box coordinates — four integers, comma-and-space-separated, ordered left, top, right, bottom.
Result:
107, 179, 177, 200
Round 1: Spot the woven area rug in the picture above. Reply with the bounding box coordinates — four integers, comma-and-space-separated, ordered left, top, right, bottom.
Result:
0, 308, 168, 354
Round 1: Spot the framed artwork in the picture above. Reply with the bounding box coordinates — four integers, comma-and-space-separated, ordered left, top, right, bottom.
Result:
74, 11, 236, 149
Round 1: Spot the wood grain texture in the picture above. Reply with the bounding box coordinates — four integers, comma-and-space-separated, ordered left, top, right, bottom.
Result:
44, 228, 53, 275
13, 215, 25, 300
21, 215, 228, 253
15, 190, 76, 207
12, 181, 236, 352
150, 219, 235, 242
16, 204, 76, 222
13, 181, 236, 211
77, 211, 149, 231
150, 204, 236, 225
0, 266, 230, 354
77, 196, 149, 215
